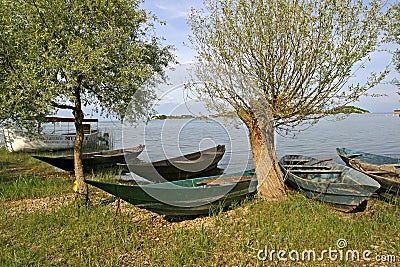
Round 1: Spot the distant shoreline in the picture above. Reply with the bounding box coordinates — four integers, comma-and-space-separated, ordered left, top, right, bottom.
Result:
151, 106, 371, 120
97, 110, 399, 123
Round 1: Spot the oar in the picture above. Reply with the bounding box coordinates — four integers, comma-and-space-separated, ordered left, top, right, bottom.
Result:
310, 158, 333, 166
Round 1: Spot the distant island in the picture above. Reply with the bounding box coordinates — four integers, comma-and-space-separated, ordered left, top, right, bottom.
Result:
327, 106, 370, 114
151, 111, 236, 120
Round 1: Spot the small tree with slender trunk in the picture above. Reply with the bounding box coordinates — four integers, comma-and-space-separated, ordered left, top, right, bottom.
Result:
188, 0, 389, 200
0, 0, 175, 201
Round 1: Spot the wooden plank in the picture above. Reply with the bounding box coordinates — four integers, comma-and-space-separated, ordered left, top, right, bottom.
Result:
289, 170, 342, 174
347, 153, 362, 158
384, 164, 400, 168
93, 154, 115, 158
173, 160, 199, 164
283, 165, 330, 169
282, 160, 310, 165
367, 171, 389, 175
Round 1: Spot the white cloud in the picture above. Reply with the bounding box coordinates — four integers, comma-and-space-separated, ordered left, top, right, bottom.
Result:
144, 1, 203, 20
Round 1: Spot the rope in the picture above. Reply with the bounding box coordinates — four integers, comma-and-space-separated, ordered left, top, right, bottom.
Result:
312, 181, 332, 200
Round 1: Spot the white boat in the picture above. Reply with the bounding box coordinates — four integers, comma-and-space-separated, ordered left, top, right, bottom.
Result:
2, 117, 110, 152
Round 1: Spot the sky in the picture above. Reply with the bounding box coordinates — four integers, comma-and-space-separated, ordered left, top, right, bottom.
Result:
141, 0, 400, 114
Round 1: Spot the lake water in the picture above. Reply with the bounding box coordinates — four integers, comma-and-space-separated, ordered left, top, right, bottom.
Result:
99, 113, 399, 174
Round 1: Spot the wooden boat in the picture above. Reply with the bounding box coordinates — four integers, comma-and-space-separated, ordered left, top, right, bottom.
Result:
2, 117, 109, 152
279, 155, 380, 212
336, 148, 400, 166
125, 145, 226, 182
85, 169, 257, 216
336, 148, 400, 195
32, 145, 145, 173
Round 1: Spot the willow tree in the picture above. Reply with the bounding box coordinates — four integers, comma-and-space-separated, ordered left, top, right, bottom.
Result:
387, 2, 400, 89
1, 0, 175, 200
188, 0, 388, 200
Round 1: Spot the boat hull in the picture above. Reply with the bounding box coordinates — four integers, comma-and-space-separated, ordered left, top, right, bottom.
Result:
127, 145, 226, 182
3, 129, 104, 152
280, 155, 380, 212
85, 169, 257, 216
336, 148, 400, 195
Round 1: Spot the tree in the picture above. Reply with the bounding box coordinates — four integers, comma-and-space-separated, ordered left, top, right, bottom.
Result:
188, 0, 388, 200
1, 0, 175, 200
0, 2, 54, 130
387, 2, 400, 90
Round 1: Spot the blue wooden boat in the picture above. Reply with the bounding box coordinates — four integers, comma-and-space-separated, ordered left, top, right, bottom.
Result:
85, 169, 257, 216
336, 148, 400, 166
336, 148, 400, 195
279, 155, 380, 212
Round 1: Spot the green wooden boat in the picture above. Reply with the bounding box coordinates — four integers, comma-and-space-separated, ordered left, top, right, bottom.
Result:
337, 148, 400, 195
279, 155, 380, 212
85, 169, 257, 216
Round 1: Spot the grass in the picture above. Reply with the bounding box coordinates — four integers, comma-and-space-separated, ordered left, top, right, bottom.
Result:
0, 149, 73, 200
0, 149, 399, 266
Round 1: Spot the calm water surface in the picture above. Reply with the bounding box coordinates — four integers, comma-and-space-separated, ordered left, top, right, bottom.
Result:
100, 113, 399, 174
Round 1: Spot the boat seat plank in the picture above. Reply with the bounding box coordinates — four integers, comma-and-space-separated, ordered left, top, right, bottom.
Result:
367, 170, 390, 175
283, 165, 330, 169
385, 164, 400, 168
289, 170, 342, 174
197, 176, 253, 186
173, 160, 199, 164
283, 159, 310, 163
93, 154, 114, 158
347, 153, 362, 158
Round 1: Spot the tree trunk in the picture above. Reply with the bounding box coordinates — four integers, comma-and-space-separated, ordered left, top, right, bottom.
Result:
249, 123, 286, 200
73, 86, 88, 201
238, 108, 286, 200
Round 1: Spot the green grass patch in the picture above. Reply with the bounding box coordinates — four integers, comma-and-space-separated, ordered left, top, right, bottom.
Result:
0, 148, 73, 200
0, 174, 72, 201
1, 194, 399, 266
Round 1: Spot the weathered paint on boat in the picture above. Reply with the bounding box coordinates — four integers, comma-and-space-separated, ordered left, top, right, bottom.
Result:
279, 155, 380, 212
85, 169, 257, 216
